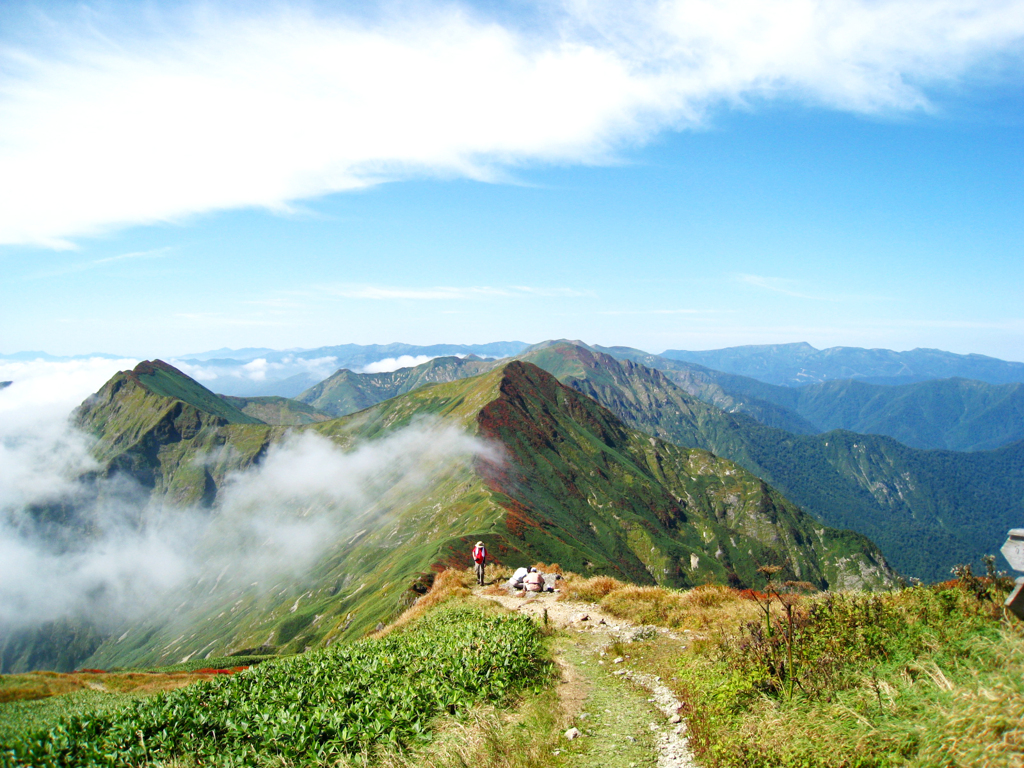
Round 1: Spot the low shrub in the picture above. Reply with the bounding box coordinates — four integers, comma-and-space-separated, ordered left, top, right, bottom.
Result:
379, 568, 473, 636
676, 580, 1024, 767
3, 604, 552, 768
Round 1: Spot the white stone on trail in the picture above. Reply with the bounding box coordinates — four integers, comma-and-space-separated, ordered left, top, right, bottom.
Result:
564, 727, 582, 740
628, 669, 698, 768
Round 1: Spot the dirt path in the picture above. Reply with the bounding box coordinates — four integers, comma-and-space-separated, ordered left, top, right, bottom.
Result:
476, 587, 699, 768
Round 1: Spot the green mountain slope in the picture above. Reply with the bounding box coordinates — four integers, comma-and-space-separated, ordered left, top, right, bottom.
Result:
754, 377, 1024, 452
296, 356, 500, 417
74, 360, 272, 506
252, 341, 1024, 580
566, 342, 1024, 452
579, 342, 820, 434
520, 344, 1023, 582
219, 395, 333, 425
13, 359, 891, 672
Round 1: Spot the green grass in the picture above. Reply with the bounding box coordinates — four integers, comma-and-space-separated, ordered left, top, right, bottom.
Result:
673, 580, 1024, 767
0, 691, 140, 748
2, 602, 552, 767
123, 655, 278, 673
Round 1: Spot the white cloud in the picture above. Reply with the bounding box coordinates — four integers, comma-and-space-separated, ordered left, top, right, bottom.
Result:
0, 355, 499, 629
171, 354, 339, 383
0, 357, 139, 428
361, 355, 439, 373
1, 0, 1021, 247
0, 358, 137, 515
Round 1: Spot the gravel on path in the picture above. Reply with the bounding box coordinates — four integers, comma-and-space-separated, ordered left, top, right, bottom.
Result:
475, 586, 700, 768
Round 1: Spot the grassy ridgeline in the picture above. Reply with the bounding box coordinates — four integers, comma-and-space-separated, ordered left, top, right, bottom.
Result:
561, 572, 1024, 767
2, 598, 551, 768
680, 587, 1024, 767
4, 567, 1021, 768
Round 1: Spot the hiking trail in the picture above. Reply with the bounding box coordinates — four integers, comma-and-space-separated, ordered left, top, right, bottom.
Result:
474, 585, 700, 768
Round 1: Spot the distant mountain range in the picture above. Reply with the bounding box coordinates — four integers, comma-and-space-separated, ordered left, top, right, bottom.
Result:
661, 342, 1024, 387
582, 347, 1024, 453
231, 340, 1024, 455
520, 344, 1024, 582
164, 342, 530, 397
177, 341, 530, 364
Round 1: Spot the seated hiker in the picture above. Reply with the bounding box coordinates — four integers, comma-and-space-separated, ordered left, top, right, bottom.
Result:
507, 566, 529, 590
524, 567, 544, 592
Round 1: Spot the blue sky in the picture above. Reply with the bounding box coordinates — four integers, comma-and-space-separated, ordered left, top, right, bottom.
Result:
1, 0, 1023, 359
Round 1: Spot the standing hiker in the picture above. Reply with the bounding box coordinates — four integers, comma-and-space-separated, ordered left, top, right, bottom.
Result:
472, 541, 487, 586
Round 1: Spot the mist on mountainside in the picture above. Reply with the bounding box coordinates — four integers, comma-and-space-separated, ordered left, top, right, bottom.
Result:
0, 362, 498, 639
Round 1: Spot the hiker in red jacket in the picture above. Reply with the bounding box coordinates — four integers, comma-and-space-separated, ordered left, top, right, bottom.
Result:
472, 541, 487, 586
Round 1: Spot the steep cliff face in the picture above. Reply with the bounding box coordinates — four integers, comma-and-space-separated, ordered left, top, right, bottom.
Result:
475, 362, 892, 592
511, 344, 1024, 582
74, 360, 275, 506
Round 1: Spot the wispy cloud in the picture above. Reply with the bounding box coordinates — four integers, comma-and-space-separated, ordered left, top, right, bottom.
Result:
736, 273, 893, 301
25, 247, 172, 279
323, 284, 591, 300
906, 318, 1024, 331
1, 0, 1021, 247
736, 274, 823, 299
174, 313, 284, 327
598, 308, 711, 315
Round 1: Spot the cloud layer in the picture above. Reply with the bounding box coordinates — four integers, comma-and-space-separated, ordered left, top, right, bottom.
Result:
0, 359, 496, 631
172, 355, 340, 386
1, 0, 1022, 247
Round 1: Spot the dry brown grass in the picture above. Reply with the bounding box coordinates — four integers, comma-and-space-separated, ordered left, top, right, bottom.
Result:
529, 562, 564, 575
372, 568, 474, 638
557, 574, 625, 603
0, 670, 218, 704
0, 673, 84, 703
910, 630, 1024, 767
599, 585, 693, 626
560, 579, 757, 631
487, 564, 514, 583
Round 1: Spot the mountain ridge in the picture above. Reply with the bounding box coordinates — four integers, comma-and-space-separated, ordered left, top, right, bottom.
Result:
253, 340, 1024, 580
3, 357, 892, 672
